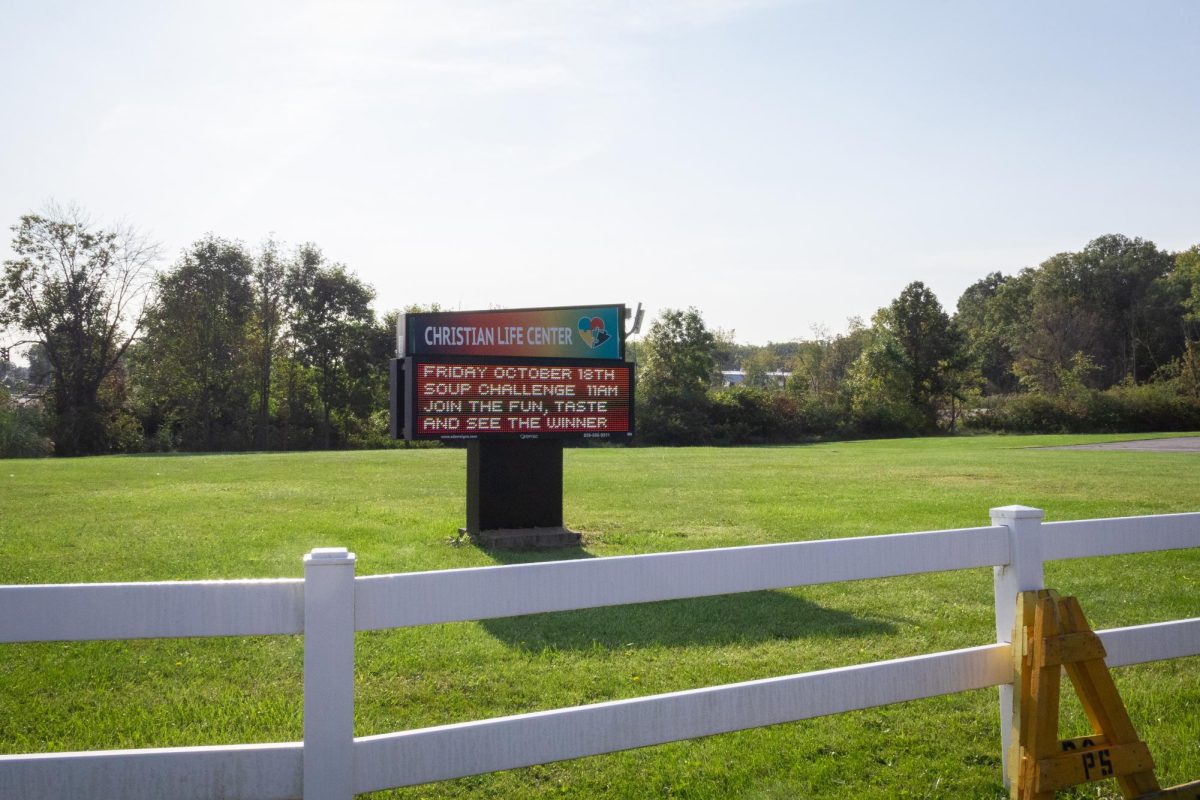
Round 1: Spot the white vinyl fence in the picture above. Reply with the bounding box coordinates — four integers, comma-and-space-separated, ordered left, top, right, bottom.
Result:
1, 505, 1199, 799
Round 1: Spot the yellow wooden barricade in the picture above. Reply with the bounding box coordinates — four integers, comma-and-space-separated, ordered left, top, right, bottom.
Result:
1010, 589, 1199, 799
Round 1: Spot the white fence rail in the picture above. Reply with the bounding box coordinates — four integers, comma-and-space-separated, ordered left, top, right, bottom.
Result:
354, 525, 1009, 630
1, 506, 1198, 799
0, 579, 304, 642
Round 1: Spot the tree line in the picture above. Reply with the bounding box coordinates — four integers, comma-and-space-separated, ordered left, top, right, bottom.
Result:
636, 234, 1200, 444
1, 207, 398, 456
2, 206, 1198, 456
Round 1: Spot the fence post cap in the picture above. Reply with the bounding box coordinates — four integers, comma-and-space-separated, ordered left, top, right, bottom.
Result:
989, 505, 1044, 521
304, 547, 356, 566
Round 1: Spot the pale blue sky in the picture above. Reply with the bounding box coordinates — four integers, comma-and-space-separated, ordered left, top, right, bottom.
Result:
2, 0, 1198, 343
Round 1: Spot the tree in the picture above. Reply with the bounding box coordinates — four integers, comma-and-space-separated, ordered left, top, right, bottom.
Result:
844, 325, 922, 434
250, 238, 289, 449
0, 383, 50, 457
1176, 245, 1200, 323
0, 206, 157, 455
1073, 234, 1176, 382
137, 236, 255, 450
874, 282, 968, 429
639, 308, 719, 395
636, 307, 719, 443
1013, 261, 1105, 394
1015, 236, 1176, 390
270, 347, 320, 451
287, 246, 376, 448
955, 271, 1026, 394
742, 348, 780, 389
788, 320, 869, 407
1162, 245, 1200, 401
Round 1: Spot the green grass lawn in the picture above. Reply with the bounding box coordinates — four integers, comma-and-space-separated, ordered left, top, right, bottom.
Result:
2, 433, 1198, 798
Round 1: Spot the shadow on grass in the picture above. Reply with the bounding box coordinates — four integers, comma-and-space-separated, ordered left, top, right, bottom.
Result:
477, 545, 896, 650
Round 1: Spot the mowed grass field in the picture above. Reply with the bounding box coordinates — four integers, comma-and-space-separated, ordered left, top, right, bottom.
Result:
1, 434, 1198, 799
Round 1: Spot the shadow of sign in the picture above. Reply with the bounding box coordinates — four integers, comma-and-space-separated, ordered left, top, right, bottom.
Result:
478, 547, 896, 651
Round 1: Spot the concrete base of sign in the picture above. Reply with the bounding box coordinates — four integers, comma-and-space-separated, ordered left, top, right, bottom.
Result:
461, 526, 583, 550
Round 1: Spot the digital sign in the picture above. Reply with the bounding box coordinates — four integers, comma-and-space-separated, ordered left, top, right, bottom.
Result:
403, 358, 634, 440
405, 305, 626, 361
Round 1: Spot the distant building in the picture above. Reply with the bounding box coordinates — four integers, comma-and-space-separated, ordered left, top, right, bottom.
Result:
720, 370, 791, 388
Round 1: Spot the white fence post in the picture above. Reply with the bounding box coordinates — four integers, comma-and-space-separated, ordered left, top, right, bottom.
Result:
989, 505, 1044, 788
303, 547, 357, 800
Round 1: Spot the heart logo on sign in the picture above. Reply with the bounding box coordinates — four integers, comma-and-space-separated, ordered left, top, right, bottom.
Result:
578, 316, 611, 349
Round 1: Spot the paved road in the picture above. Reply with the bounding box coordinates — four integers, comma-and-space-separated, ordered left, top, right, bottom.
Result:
1040, 436, 1200, 452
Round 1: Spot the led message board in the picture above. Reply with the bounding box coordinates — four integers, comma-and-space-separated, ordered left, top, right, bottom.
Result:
404, 358, 634, 441
405, 305, 625, 361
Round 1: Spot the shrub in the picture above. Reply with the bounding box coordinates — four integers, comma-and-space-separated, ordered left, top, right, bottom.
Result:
344, 409, 406, 449
0, 389, 52, 457
635, 388, 714, 445
795, 399, 845, 438
965, 384, 1200, 434
850, 400, 924, 437
707, 386, 801, 444
966, 394, 1073, 433
104, 411, 145, 454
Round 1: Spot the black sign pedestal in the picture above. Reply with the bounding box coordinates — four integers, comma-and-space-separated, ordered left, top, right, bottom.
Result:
462, 439, 582, 549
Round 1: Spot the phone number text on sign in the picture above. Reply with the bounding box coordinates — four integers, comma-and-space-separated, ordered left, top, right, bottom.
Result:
412, 361, 633, 439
